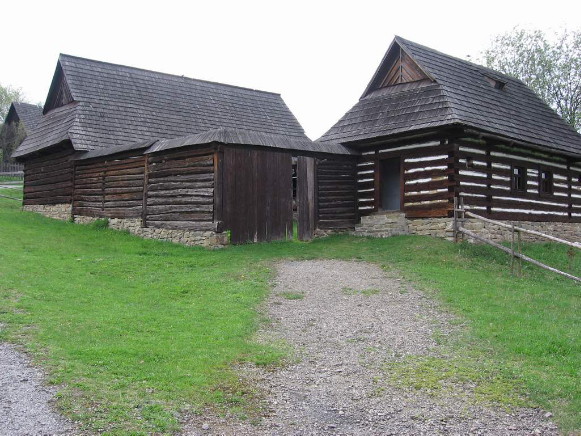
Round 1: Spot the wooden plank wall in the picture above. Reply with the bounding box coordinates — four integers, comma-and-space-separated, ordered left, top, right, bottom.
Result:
357, 140, 454, 218
145, 148, 215, 230
456, 139, 581, 222
316, 158, 358, 229
23, 147, 74, 205
73, 153, 145, 218
222, 147, 292, 243
297, 156, 315, 240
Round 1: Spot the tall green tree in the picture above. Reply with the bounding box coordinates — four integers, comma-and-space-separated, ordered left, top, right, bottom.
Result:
0, 83, 26, 123
483, 28, 581, 132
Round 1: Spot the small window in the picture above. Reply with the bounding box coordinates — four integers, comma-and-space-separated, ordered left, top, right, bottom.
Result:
539, 170, 553, 194
512, 166, 527, 192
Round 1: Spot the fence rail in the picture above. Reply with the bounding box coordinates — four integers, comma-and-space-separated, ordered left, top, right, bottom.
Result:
453, 196, 580, 283
0, 162, 24, 178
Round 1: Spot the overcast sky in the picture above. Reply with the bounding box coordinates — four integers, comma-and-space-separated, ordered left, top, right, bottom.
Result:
2, 0, 580, 139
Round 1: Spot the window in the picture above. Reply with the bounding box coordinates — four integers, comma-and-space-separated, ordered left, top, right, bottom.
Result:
512, 166, 527, 192
539, 170, 553, 194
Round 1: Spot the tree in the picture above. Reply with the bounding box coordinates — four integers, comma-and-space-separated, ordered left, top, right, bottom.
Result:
0, 82, 26, 123
483, 28, 581, 132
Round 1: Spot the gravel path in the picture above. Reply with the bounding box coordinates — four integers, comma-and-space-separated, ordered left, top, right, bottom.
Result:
0, 343, 75, 436
183, 260, 559, 435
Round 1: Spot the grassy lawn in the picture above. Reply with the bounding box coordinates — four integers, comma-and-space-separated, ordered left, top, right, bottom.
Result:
0, 191, 579, 434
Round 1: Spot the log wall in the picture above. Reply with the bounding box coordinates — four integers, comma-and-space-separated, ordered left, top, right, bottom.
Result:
357, 140, 454, 218
316, 157, 358, 229
456, 139, 581, 222
72, 153, 145, 218
144, 147, 215, 231
23, 147, 74, 205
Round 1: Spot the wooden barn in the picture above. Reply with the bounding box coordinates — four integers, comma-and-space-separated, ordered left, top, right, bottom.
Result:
12, 54, 355, 245
318, 36, 581, 241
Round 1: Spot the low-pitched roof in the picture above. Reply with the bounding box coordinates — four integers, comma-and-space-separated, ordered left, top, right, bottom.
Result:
4, 102, 43, 131
319, 36, 581, 157
14, 54, 309, 158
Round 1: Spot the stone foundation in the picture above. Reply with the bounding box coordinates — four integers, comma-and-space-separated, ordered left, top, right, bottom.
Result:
22, 204, 72, 221
74, 216, 228, 248
353, 212, 581, 243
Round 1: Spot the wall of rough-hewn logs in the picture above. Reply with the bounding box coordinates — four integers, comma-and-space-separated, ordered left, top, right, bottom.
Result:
23, 147, 74, 206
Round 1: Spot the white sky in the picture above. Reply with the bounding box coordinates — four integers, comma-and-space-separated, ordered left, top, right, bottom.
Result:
2, 0, 580, 139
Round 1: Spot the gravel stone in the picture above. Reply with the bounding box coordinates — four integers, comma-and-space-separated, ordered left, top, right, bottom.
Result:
183, 260, 559, 435
0, 343, 76, 435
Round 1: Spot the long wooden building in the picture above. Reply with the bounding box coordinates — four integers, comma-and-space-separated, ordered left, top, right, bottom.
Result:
11, 37, 581, 245
12, 54, 356, 245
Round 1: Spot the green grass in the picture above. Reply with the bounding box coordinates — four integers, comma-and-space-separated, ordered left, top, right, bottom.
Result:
0, 193, 579, 433
341, 286, 380, 296
0, 175, 23, 182
279, 291, 305, 300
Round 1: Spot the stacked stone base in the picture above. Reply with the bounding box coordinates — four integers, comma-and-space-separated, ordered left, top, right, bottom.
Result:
22, 204, 227, 248
353, 212, 409, 237
353, 212, 581, 243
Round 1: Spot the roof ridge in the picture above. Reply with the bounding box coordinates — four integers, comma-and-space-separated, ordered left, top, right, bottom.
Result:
394, 36, 521, 85
58, 53, 282, 97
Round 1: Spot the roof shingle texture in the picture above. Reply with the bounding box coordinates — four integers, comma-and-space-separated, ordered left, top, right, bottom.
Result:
14, 54, 308, 157
6, 102, 43, 131
319, 37, 581, 157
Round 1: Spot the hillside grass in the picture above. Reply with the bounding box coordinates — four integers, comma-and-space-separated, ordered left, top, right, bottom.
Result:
0, 190, 578, 434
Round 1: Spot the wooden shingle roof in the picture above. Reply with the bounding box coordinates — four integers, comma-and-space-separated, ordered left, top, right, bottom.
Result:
14, 54, 309, 158
319, 36, 581, 157
5, 102, 43, 131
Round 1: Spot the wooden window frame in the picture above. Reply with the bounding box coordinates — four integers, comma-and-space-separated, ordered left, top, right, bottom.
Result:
538, 168, 554, 196
511, 165, 527, 193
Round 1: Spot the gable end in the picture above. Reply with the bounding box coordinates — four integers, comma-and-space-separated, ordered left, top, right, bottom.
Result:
43, 62, 74, 114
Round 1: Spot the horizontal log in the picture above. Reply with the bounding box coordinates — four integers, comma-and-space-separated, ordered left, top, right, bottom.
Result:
147, 173, 214, 183
403, 157, 453, 171
23, 196, 71, 205
148, 166, 213, 179
103, 192, 143, 201
146, 220, 217, 231
459, 185, 581, 205
405, 179, 452, 192
148, 181, 214, 191
465, 196, 570, 212
104, 179, 144, 188
485, 211, 577, 223
103, 201, 143, 209
147, 204, 213, 214
24, 181, 72, 194
146, 212, 213, 221
148, 155, 213, 171
404, 200, 451, 212
404, 191, 453, 203
25, 172, 73, 186
147, 188, 213, 198
72, 207, 102, 217
146, 196, 213, 206
102, 208, 142, 219
318, 206, 357, 214
75, 187, 141, 195
147, 148, 215, 163
405, 168, 455, 180
457, 174, 510, 187
317, 219, 356, 229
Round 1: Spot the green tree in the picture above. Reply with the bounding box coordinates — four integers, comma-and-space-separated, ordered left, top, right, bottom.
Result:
483, 28, 581, 132
0, 82, 26, 123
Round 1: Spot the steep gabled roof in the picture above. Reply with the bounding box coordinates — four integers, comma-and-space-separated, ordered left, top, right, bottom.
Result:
319, 36, 581, 157
4, 102, 43, 132
14, 54, 308, 158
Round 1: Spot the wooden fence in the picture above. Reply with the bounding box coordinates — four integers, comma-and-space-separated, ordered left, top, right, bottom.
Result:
454, 196, 581, 282
0, 162, 24, 179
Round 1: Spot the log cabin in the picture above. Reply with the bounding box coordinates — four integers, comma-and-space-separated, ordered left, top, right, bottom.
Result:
318, 36, 581, 241
10, 37, 581, 245
11, 54, 356, 245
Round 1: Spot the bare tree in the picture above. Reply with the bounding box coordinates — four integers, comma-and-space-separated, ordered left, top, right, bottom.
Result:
483, 28, 581, 132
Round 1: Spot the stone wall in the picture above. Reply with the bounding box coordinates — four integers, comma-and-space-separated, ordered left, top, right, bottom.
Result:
22, 204, 72, 221
409, 218, 581, 243
74, 216, 228, 248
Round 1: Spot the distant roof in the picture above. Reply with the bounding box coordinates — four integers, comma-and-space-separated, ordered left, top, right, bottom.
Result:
14, 54, 309, 158
76, 127, 354, 160
5, 102, 43, 131
319, 36, 581, 157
